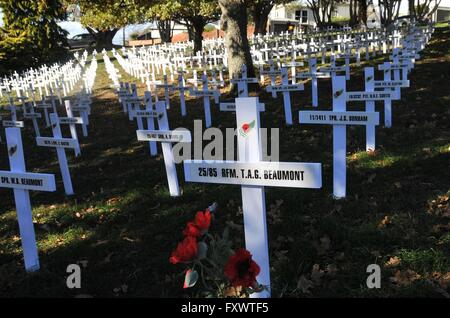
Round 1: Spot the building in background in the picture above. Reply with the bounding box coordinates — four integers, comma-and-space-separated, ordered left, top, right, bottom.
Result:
267, 0, 450, 33
433, 4, 450, 21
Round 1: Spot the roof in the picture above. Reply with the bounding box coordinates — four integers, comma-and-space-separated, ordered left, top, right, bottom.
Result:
270, 18, 300, 24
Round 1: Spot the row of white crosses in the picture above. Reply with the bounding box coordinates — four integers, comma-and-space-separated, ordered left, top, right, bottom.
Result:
0, 57, 94, 136
112, 22, 422, 189
103, 52, 121, 90
0, 54, 88, 100
255, 28, 413, 125
0, 53, 100, 272
115, 82, 191, 197
118, 21, 412, 105
114, 23, 424, 199
297, 26, 427, 199
112, 22, 408, 91
1, 57, 98, 195
182, 25, 429, 298
107, 21, 429, 298
116, 53, 226, 127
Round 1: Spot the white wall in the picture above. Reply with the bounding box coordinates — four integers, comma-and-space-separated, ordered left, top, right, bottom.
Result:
337, 5, 350, 18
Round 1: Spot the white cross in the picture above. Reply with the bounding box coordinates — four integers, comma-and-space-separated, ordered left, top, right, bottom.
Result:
230, 65, 258, 98
189, 75, 219, 128
266, 68, 304, 125
129, 91, 158, 156
136, 101, 191, 197
299, 76, 380, 198
35, 113, 80, 195
374, 63, 409, 128
171, 73, 189, 116
156, 75, 174, 110
184, 97, 322, 298
0, 128, 56, 271
64, 100, 82, 157
296, 58, 330, 107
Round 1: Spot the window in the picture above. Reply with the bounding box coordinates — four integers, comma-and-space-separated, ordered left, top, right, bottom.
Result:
295, 10, 308, 23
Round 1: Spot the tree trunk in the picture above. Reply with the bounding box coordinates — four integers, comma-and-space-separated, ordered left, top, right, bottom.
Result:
219, 0, 254, 79
191, 18, 206, 53
358, 0, 368, 26
252, 2, 273, 35
157, 20, 173, 43
254, 13, 270, 35
408, 0, 416, 18
87, 28, 118, 50
349, 0, 359, 26
186, 23, 194, 42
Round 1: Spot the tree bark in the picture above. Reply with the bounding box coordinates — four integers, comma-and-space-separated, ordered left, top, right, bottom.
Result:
86, 27, 118, 50
358, 0, 368, 26
191, 18, 206, 53
187, 24, 194, 42
252, 2, 274, 35
349, 0, 359, 26
408, 0, 416, 18
157, 20, 173, 43
253, 13, 270, 35
219, 0, 255, 79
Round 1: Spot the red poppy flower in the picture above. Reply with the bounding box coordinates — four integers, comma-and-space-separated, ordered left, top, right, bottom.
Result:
183, 222, 201, 237
224, 248, 260, 288
169, 236, 198, 265
242, 123, 250, 132
194, 209, 211, 232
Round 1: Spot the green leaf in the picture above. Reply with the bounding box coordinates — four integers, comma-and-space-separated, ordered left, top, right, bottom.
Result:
197, 242, 208, 260
249, 120, 256, 129
183, 269, 198, 289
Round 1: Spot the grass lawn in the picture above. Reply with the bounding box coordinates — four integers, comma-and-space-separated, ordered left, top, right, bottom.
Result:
0, 27, 449, 298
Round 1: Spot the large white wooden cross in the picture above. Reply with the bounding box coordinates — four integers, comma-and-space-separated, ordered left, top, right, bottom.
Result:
184, 97, 322, 298
35, 113, 80, 195
346, 68, 399, 151
299, 76, 380, 199
0, 128, 56, 271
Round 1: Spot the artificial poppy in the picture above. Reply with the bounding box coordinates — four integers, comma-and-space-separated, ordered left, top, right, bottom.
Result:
194, 209, 211, 232
169, 236, 198, 264
183, 221, 201, 237
224, 248, 260, 288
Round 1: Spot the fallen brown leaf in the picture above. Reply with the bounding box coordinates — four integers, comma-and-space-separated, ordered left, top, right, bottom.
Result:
390, 269, 421, 287
384, 256, 401, 268
378, 216, 391, 228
